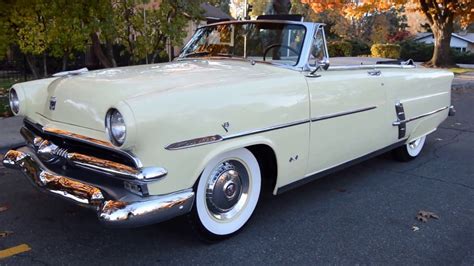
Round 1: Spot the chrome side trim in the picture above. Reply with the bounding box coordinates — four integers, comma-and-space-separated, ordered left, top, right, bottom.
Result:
310, 106, 376, 122
392, 106, 449, 126
166, 107, 377, 151
223, 119, 310, 140
329, 64, 415, 71
165, 119, 310, 150
165, 135, 223, 151
2, 149, 194, 228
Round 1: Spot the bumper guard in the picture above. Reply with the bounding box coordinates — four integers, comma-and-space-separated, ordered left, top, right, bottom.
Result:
2, 148, 194, 228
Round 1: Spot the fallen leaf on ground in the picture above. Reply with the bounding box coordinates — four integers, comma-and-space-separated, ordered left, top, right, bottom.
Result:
416, 215, 428, 223
416, 210, 439, 222
412, 225, 420, 232
0, 231, 13, 238
0, 206, 7, 213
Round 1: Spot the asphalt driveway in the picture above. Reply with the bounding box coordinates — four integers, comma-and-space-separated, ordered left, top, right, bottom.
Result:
0, 89, 473, 265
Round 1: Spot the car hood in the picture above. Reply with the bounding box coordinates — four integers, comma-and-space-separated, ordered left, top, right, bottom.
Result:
34, 59, 282, 131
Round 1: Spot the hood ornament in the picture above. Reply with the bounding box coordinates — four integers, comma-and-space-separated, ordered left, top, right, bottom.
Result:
49, 96, 57, 111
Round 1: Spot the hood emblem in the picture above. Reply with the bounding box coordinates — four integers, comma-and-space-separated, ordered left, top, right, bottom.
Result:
222, 122, 230, 132
49, 96, 57, 111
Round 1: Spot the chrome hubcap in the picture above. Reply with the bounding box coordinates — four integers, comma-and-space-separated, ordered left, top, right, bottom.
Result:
206, 160, 250, 221
409, 138, 422, 150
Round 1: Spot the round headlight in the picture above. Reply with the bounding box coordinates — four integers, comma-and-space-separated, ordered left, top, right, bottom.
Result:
9, 88, 20, 114
106, 109, 127, 146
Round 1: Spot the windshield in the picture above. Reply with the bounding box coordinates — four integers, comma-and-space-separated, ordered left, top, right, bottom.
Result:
179, 22, 307, 66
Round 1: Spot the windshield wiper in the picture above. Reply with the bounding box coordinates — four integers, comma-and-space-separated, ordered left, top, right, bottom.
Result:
181, 52, 255, 65
183, 51, 234, 58
183, 51, 211, 58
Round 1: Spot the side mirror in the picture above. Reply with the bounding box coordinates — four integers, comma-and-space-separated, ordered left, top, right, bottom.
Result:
317, 58, 330, 70
307, 57, 330, 78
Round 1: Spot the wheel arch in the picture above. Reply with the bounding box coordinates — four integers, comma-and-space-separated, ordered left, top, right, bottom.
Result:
192, 138, 279, 195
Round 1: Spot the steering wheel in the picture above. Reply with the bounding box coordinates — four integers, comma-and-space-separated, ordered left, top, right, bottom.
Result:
263, 44, 299, 61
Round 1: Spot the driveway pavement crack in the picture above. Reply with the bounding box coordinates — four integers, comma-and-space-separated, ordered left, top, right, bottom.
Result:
389, 169, 474, 191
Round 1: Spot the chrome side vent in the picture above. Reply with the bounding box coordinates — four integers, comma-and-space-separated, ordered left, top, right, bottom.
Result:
394, 102, 406, 139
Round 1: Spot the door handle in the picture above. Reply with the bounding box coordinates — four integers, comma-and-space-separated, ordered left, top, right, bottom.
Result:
368, 70, 381, 76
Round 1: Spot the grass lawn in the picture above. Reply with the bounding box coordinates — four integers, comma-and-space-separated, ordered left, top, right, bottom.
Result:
0, 96, 12, 117
449, 68, 474, 75
0, 79, 15, 117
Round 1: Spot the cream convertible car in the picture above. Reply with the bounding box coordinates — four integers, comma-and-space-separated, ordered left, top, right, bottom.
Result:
3, 19, 454, 240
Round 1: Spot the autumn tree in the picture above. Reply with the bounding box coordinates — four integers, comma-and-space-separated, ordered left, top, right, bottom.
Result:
48, 1, 90, 70
303, 0, 474, 67
110, 0, 204, 64
415, 0, 473, 66
4, 0, 53, 78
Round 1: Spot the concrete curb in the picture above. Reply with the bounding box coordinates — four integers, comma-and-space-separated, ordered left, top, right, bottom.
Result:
452, 83, 474, 90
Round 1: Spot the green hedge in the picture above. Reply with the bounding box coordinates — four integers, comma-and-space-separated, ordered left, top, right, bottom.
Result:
328, 41, 353, 57
371, 44, 401, 59
452, 50, 474, 64
399, 40, 433, 62
347, 40, 371, 56
399, 40, 474, 64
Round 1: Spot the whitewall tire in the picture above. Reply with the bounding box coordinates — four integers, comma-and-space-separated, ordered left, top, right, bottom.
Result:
189, 148, 261, 240
393, 136, 427, 161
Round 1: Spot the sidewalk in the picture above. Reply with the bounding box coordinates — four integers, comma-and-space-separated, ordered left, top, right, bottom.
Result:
452, 72, 474, 90
0, 116, 24, 151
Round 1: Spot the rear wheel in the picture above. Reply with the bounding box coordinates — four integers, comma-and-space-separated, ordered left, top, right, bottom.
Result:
189, 148, 261, 241
393, 135, 426, 162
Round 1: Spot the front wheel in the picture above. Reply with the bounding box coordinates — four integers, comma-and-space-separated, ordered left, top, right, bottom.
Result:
189, 148, 261, 241
393, 135, 427, 162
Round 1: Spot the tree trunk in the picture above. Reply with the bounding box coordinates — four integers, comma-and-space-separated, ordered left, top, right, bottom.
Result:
25, 54, 40, 79
42, 53, 48, 77
418, 0, 456, 68
105, 39, 117, 67
90, 32, 113, 68
62, 54, 68, 71
428, 23, 456, 67
271, 0, 291, 14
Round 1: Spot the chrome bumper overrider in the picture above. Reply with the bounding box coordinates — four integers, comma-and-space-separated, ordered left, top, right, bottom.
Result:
2, 148, 195, 228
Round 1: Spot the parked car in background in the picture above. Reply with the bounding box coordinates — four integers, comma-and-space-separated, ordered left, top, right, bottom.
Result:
3, 17, 455, 240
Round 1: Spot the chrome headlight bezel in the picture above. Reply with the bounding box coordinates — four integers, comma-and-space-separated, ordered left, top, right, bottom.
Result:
9, 88, 20, 114
105, 109, 127, 147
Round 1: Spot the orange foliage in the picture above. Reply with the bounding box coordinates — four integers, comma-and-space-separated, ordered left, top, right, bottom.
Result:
302, 0, 473, 27
300, 0, 347, 13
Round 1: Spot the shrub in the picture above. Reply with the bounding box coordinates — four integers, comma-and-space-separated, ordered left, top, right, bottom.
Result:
371, 43, 401, 59
399, 40, 433, 62
347, 40, 370, 56
328, 41, 353, 57
452, 50, 474, 64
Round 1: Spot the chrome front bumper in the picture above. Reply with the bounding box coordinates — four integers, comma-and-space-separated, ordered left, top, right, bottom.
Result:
2, 147, 195, 228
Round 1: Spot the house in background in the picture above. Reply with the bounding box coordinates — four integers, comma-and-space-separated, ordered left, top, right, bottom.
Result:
414, 32, 474, 53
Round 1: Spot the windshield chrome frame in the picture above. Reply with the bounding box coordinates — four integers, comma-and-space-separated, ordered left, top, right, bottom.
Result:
177, 20, 321, 71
